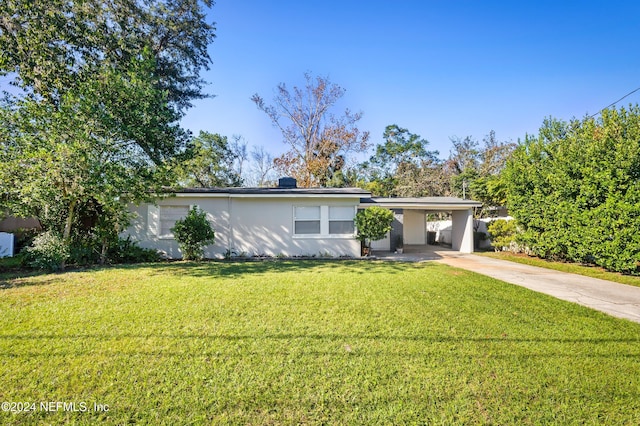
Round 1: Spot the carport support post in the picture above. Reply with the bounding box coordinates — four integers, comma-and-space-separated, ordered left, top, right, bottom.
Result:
451, 209, 474, 253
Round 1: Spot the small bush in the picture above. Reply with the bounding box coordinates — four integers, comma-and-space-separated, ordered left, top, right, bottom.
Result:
487, 219, 519, 252
354, 207, 394, 248
109, 236, 162, 263
67, 233, 161, 266
69, 235, 99, 266
26, 231, 69, 271
0, 252, 27, 271
172, 206, 215, 260
14, 228, 39, 254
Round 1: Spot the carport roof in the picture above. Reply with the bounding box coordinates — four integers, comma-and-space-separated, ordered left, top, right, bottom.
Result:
359, 197, 482, 210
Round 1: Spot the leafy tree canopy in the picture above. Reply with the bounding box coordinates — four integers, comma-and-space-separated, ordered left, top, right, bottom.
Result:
369, 124, 439, 174
360, 125, 441, 197
504, 107, 640, 274
446, 131, 515, 204
178, 131, 243, 188
0, 0, 216, 266
0, 0, 215, 111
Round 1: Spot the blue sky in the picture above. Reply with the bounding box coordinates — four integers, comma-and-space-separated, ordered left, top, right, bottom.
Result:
182, 1, 640, 160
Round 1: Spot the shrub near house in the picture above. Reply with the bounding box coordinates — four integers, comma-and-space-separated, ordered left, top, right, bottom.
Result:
504, 107, 640, 274
26, 231, 69, 271
171, 206, 215, 260
354, 206, 394, 253
487, 219, 518, 252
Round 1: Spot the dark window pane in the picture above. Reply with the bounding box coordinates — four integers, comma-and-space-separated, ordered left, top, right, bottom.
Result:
329, 220, 354, 234
295, 220, 321, 234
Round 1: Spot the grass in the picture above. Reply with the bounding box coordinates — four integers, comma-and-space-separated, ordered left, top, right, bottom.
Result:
479, 250, 640, 287
1, 260, 640, 424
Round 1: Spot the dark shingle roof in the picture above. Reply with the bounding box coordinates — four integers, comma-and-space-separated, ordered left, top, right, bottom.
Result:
175, 187, 371, 195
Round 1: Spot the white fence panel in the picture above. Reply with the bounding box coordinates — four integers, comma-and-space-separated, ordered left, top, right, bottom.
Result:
0, 232, 14, 258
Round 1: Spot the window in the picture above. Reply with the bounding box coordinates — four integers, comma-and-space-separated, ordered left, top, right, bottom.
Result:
293, 205, 355, 236
160, 205, 189, 237
329, 206, 355, 234
294, 206, 321, 234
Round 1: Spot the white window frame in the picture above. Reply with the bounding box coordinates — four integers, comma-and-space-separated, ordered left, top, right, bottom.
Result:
293, 205, 356, 239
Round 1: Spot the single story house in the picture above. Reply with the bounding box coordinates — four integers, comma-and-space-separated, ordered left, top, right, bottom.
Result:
123, 178, 481, 259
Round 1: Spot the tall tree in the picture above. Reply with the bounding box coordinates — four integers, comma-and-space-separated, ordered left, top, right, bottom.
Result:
0, 0, 216, 263
360, 127, 514, 203
1, 57, 186, 237
446, 133, 515, 209
446, 136, 481, 199
362, 125, 441, 197
178, 132, 243, 188
0, 0, 215, 111
370, 125, 439, 175
248, 146, 278, 187
251, 73, 370, 187
471, 131, 517, 209
229, 135, 249, 182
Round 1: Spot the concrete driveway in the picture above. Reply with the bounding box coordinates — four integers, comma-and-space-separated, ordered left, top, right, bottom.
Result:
373, 247, 640, 324
438, 253, 640, 324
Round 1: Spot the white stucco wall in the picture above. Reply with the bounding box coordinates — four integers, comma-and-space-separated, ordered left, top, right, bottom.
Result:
451, 209, 474, 253
403, 210, 426, 245
123, 195, 361, 259
370, 231, 391, 250
229, 198, 359, 257
427, 220, 453, 245
125, 196, 231, 259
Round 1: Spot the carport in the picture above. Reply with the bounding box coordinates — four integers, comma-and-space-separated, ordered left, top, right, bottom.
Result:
359, 197, 482, 253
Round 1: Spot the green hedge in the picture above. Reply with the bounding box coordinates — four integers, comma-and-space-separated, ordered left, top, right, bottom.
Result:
504, 106, 640, 274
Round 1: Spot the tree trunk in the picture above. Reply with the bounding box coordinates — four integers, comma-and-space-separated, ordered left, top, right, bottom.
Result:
61, 199, 77, 270
99, 237, 109, 265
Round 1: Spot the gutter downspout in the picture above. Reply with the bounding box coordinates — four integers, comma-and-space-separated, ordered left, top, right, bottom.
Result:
228, 195, 234, 253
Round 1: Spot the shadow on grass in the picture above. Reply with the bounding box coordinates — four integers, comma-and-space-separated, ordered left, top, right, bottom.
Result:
1, 332, 639, 359
0, 259, 432, 290
0, 265, 119, 290
130, 259, 433, 279
1, 331, 638, 344
0, 271, 68, 290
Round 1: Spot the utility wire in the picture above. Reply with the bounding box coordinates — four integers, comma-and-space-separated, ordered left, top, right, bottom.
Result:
589, 86, 640, 118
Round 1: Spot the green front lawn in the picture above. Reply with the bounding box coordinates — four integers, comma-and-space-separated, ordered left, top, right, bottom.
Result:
1, 261, 639, 424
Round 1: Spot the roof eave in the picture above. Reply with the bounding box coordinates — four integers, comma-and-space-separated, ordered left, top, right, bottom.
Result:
359, 197, 482, 210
